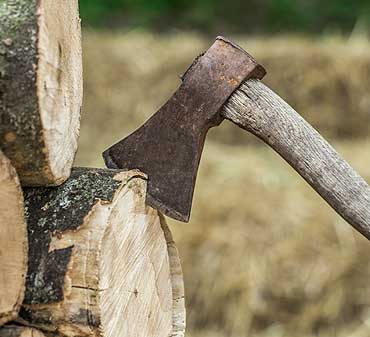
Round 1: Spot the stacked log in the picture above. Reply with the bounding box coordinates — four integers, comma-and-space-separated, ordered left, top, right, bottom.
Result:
0, 0, 82, 327
0, 152, 27, 325
0, 2, 186, 336
0, 0, 82, 186
20, 169, 185, 337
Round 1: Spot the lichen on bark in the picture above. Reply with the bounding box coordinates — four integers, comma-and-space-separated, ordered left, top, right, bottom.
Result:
0, 0, 47, 182
23, 168, 123, 305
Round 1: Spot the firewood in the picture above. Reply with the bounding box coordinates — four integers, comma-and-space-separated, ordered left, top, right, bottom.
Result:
0, 0, 82, 186
160, 215, 186, 337
20, 169, 186, 337
0, 151, 27, 325
0, 326, 45, 337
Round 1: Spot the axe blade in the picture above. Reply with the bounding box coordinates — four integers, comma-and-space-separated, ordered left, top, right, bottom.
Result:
103, 37, 265, 222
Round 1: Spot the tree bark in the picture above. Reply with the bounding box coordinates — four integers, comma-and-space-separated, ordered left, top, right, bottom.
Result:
21, 168, 186, 337
0, 151, 27, 325
0, 0, 82, 186
0, 326, 45, 337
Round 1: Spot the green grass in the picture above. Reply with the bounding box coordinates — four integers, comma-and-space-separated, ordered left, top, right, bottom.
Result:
78, 0, 370, 34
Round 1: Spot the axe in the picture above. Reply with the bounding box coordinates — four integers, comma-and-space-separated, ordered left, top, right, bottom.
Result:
103, 36, 370, 241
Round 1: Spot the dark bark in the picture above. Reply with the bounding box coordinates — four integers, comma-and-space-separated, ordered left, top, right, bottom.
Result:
23, 168, 124, 305
0, 326, 45, 337
0, 1, 47, 184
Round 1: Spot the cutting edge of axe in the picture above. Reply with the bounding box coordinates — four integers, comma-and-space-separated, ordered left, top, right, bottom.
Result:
103, 36, 370, 241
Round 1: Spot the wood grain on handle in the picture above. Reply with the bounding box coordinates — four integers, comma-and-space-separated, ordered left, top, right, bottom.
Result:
222, 79, 370, 240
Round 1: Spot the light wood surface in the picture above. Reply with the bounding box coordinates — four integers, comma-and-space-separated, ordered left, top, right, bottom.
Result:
21, 169, 186, 337
0, 151, 27, 325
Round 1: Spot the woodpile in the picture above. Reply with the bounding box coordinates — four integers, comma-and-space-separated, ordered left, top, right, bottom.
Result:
0, 1, 186, 337
21, 169, 185, 337
0, 152, 27, 325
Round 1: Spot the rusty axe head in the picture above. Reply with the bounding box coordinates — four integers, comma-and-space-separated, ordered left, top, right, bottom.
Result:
103, 36, 265, 222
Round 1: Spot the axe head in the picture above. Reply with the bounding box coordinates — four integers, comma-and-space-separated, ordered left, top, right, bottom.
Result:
103, 36, 265, 222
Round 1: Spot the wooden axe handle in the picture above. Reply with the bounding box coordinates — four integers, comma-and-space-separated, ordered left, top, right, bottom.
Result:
222, 79, 370, 240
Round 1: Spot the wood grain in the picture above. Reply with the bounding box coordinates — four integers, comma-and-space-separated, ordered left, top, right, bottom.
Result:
160, 215, 186, 337
223, 79, 370, 240
21, 168, 186, 337
0, 151, 27, 325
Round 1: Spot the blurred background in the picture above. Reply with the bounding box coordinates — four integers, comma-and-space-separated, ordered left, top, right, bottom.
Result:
75, 1, 370, 336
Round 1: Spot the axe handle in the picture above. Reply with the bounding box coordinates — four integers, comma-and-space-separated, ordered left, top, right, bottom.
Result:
222, 79, 370, 240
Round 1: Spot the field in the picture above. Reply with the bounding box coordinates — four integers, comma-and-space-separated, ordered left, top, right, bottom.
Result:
76, 32, 370, 337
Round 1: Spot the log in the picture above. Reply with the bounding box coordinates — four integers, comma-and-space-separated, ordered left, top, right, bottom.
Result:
160, 215, 186, 337
20, 169, 186, 337
0, 0, 82, 186
0, 326, 45, 337
0, 151, 27, 325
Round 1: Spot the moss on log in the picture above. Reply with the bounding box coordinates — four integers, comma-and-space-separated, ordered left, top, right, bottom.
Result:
21, 168, 186, 337
0, 0, 82, 186
0, 151, 27, 325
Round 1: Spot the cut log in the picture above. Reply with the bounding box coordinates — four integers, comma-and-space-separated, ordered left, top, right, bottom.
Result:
0, 151, 27, 325
0, 0, 82, 186
0, 326, 45, 337
160, 215, 186, 337
21, 168, 186, 337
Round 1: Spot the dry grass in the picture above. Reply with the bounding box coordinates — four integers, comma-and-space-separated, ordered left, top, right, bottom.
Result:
178, 140, 370, 337
78, 31, 370, 167
76, 31, 370, 337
